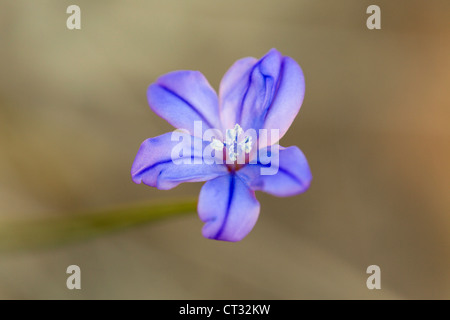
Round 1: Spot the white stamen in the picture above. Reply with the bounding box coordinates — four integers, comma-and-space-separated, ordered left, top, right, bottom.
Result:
239, 135, 252, 154
226, 124, 243, 146
228, 145, 238, 161
210, 138, 224, 151
209, 123, 253, 162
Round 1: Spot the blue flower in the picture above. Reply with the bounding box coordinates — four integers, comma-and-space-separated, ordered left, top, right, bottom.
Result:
131, 49, 312, 242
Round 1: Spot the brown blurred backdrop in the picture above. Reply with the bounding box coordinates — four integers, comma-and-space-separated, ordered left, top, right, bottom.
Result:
0, 0, 449, 299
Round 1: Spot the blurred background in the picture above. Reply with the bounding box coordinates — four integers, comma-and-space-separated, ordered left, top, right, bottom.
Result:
0, 0, 449, 299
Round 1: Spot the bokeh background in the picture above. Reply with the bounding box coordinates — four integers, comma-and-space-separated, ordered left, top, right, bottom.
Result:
0, 0, 449, 299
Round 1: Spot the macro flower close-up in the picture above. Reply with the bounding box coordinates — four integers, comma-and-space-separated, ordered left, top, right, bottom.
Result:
131, 48, 312, 242
2, 1, 450, 301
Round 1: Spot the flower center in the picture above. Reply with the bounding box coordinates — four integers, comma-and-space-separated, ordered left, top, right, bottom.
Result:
210, 124, 252, 162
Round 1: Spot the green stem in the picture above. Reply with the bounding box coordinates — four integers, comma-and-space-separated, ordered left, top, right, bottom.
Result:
0, 199, 197, 252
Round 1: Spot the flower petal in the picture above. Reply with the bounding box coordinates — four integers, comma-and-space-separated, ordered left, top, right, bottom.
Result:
147, 71, 221, 136
131, 132, 227, 190
237, 146, 312, 197
219, 49, 305, 147
219, 56, 258, 130
261, 56, 305, 148
219, 49, 282, 133
198, 174, 260, 242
